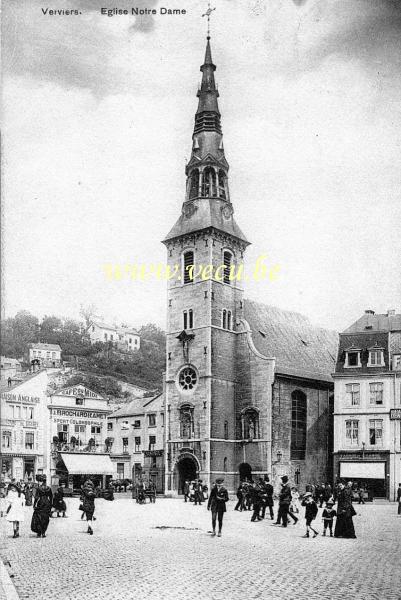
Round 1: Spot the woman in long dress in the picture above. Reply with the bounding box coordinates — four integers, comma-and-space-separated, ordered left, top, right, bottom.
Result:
31, 487, 52, 538
334, 482, 356, 539
24, 482, 34, 507
6, 483, 25, 538
82, 480, 96, 535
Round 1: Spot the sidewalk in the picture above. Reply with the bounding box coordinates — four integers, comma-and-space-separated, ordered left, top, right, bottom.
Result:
0, 560, 19, 600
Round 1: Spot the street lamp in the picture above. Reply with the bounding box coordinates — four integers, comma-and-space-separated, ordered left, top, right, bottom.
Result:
277, 450, 282, 463
295, 467, 301, 485
362, 442, 365, 460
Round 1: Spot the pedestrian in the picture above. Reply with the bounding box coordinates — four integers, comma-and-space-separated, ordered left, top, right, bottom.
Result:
263, 476, 274, 520
81, 480, 96, 535
397, 483, 401, 516
322, 500, 336, 536
183, 480, 190, 502
334, 482, 357, 539
194, 480, 203, 506
207, 477, 229, 537
0, 482, 7, 517
319, 483, 326, 508
290, 487, 301, 515
31, 486, 52, 538
301, 492, 319, 538
7, 376, 12, 387
250, 482, 263, 522
358, 485, 365, 505
6, 483, 25, 538
52, 484, 67, 517
234, 483, 244, 511
274, 475, 293, 527
24, 481, 34, 507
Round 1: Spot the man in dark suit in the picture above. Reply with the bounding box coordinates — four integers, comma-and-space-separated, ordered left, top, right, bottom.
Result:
275, 475, 292, 527
207, 477, 229, 537
261, 476, 274, 520
183, 480, 190, 502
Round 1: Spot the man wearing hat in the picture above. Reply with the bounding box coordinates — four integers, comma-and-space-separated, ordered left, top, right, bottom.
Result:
301, 491, 319, 538
207, 477, 229, 537
275, 475, 292, 527
322, 499, 337, 536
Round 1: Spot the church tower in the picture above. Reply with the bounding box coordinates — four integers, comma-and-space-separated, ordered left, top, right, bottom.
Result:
163, 34, 249, 494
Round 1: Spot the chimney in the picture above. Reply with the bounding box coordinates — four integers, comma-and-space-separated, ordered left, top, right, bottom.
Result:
387, 309, 395, 316
365, 310, 375, 315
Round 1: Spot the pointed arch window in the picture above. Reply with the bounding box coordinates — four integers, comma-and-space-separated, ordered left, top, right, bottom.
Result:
183, 251, 194, 284
189, 169, 199, 199
291, 390, 307, 460
201, 167, 217, 197
223, 457, 228, 472
222, 310, 227, 329
223, 251, 232, 284
222, 309, 232, 330
218, 170, 226, 199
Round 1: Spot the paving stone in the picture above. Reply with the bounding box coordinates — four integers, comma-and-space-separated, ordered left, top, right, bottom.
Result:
0, 499, 400, 600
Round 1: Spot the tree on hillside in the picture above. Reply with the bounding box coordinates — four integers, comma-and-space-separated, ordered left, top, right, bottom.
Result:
0, 310, 39, 358
40, 315, 63, 344
79, 304, 97, 329
64, 373, 123, 398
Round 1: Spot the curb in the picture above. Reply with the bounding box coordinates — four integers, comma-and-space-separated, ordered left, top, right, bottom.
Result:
0, 560, 20, 600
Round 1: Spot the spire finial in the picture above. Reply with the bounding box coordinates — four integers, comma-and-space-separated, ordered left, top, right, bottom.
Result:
202, 1, 216, 38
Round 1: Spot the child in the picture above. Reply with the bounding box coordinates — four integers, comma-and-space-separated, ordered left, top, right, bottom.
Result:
301, 491, 319, 538
322, 500, 337, 536
0, 484, 7, 517
6, 483, 25, 538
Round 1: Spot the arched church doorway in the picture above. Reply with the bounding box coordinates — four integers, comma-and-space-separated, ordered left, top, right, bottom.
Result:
239, 462, 252, 482
174, 455, 198, 494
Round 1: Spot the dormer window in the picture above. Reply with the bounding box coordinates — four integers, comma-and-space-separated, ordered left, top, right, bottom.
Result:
368, 348, 384, 367
344, 349, 362, 368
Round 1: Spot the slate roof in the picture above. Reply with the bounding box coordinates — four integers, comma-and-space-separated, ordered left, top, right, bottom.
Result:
342, 311, 401, 333
90, 321, 140, 336
335, 331, 389, 374
163, 198, 249, 244
109, 393, 163, 419
243, 299, 338, 383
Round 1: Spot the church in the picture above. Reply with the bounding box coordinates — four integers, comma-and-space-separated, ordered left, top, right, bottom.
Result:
162, 34, 338, 495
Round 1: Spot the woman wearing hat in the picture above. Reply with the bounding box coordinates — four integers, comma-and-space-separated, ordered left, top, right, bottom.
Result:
6, 482, 25, 538
207, 477, 229, 537
31, 486, 52, 538
334, 482, 356, 538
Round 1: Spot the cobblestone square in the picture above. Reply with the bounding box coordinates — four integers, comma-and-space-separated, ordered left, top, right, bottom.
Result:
1, 497, 400, 600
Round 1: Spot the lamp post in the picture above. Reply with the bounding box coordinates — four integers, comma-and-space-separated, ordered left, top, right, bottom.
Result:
362, 442, 365, 460
295, 467, 301, 485
276, 450, 282, 463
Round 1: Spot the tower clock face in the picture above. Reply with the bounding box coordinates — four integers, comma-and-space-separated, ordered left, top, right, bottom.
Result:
178, 366, 198, 391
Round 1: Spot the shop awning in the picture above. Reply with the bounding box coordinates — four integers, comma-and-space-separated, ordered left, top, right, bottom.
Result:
60, 453, 115, 475
340, 461, 385, 479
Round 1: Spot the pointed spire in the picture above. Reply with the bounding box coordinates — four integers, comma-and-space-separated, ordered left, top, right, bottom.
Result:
195, 36, 221, 132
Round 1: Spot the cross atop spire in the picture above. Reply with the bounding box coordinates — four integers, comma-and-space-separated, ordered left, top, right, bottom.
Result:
202, 1, 216, 38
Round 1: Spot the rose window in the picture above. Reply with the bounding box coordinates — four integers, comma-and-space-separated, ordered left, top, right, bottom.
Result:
179, 367, 197, 391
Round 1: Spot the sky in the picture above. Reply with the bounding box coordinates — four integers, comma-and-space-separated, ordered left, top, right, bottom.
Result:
2, 0, 401, 332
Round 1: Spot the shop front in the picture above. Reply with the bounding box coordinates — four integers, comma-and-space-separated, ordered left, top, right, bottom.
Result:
54, 452, 115, 492
143, 450, 165, 493
336, 454, 390, 499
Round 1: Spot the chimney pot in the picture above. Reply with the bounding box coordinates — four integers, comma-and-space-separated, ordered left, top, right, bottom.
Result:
387, 309, 395, 316
365, 310, 375, 315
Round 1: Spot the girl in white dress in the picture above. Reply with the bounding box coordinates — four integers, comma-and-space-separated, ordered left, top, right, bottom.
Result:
6, 483, 25, 538
0, 484, 7, 517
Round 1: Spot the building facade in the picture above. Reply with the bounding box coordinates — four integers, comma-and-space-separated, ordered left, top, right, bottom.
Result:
88, 321, 141, 352
47, 384, 114, 489
107, 393, 165, 492
27, 343, 62, 369
0, 370, 49, 482
162, 36, 337, 496
333, 309, 401, 500
0, 356, 21, 382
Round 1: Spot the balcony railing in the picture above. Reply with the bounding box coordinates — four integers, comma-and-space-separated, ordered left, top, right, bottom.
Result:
51, 442, 112, 454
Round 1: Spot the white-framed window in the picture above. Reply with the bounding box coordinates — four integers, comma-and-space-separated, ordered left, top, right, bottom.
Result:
46, 351, 50, 358
345, 383, 360, 406
368, 349, 384, 367
345, 420, 359, 445
117, 463, 124, 479
392, 355, 401, 371
369, 382, 384, 405
148, 414, 156, 427
134, 420, 141, 429
345, 350, 361, 368
148, 435, 156, 451
107, 422, 113, 431
52, 352, 56, 359
104, 333, 108, 340
91, 426, 101, 435
27, 406, 34, 420
122, 437, 129, 452
2, 431, 11, 449
134, 437, 141, 452
369, 419, 383, 446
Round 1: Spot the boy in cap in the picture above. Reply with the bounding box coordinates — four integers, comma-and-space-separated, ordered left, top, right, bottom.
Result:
322, 500, 337, 536
301, 492, 319, 538
207, 477, 229, 537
